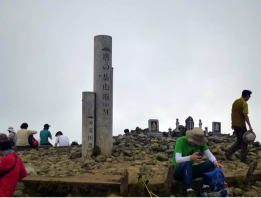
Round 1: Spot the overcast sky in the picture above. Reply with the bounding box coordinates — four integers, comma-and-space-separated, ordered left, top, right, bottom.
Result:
0, 0, 260, 144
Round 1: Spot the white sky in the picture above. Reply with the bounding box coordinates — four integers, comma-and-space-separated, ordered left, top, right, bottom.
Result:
0, 0, 260, 144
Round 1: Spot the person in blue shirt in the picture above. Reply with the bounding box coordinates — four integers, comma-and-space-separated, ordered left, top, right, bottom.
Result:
40, 124, 52, 146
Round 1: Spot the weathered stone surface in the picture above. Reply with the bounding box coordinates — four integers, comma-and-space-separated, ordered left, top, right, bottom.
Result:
230, 187, 243, 196
69, 152, 81, 159
25, 167, 37, 176
94, 35, 113, 155
156, 154, 168, 161
82, 91, 95, 157
243, 190, 259, 197
16, 128, 261, 196
13, 190, 23, 197
255, 181, 261, 187
123, 150, 132, 157
95, 155, 107, 163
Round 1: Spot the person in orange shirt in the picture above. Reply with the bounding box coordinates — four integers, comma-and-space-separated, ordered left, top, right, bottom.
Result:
225, 90, 254, 164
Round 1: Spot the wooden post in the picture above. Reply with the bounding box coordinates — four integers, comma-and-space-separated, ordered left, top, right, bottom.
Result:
120, 169, 128, 196
164, 164, 175, 196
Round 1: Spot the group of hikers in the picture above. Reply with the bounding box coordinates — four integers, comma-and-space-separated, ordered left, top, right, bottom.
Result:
6, 122, 70, 149
0, 122, 71, 196
0, 89, 255, 196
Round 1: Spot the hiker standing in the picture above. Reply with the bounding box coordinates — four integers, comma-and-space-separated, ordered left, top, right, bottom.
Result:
16, 122, 37, 150
0, 134, 27, 197
7, 127, 17, 147
54, 131, 69, 147
173, 127, 223, 196
40, 124, 52, 146
225, 90, 254, 164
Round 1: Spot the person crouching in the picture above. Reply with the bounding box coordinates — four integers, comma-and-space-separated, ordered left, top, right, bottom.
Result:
172, 127, 223, 196
0, 133, 27, 197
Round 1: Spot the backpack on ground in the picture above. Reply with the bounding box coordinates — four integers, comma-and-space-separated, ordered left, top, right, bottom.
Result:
201, 167, 229, 197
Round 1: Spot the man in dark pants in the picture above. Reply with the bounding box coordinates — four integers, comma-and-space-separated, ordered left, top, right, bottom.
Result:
225, 90, 254, 164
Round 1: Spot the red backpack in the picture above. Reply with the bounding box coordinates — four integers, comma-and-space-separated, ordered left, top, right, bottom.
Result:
28, 135, 39, 148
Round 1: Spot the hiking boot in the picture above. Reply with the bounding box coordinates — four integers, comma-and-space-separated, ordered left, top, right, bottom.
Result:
241, 159, 253, 164
186, 189, 197, 197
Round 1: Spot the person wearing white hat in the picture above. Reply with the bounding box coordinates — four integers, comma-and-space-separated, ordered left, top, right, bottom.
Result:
172, 127, 223, 196
7, 127, 17, 147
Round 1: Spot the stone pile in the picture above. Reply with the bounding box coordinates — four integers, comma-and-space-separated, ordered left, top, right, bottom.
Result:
16, 128, 261, 196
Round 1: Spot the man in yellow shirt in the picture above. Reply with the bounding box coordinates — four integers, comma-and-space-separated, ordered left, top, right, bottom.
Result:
225, 90, 253, 164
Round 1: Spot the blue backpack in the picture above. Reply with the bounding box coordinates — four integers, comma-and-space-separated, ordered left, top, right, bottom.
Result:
202, 168, 229, 197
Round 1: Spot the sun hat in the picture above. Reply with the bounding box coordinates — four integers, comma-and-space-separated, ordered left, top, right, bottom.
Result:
243, 131, 256, 143
186, 127, 208, 146
7, 126, 15, 133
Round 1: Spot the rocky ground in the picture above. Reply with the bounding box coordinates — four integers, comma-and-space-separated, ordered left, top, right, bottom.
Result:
17, 129, 261, 196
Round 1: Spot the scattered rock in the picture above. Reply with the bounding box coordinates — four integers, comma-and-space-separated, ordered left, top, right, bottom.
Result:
231, 187, 243, 196
25, 167, 37, 176
13, 190, 23, 197
123, 150, 132, 157
15, 128, 261, 196
255, 181, 261, 187
156, 153, 168, 161
69, 152, 81, 159
95, 155, 106, 163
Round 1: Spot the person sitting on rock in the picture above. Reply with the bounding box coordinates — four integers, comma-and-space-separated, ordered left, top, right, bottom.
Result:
172, 127, 223, 196
16, 122, 37, 151
40, 124, 52, 146
54, 131, 69, 147
0, 133, 27, 197
7, 127, 17, 147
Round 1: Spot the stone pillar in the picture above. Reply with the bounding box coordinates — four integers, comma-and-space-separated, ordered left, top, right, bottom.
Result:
82, 92, 96, 157
93, 35, 113, 155
212, 122, 221, 135
199, 119, 202, 129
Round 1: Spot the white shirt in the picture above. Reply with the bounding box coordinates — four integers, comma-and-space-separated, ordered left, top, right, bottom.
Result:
55, 135, 69, 146
176, 149, 217, 163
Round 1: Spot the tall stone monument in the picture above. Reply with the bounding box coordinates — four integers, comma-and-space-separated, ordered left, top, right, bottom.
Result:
94, 35, 113, 155
82, 92, 95, 157
82, 35, 113, 157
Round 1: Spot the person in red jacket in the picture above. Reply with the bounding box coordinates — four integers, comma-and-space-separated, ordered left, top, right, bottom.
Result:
0, 133, 27, 197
